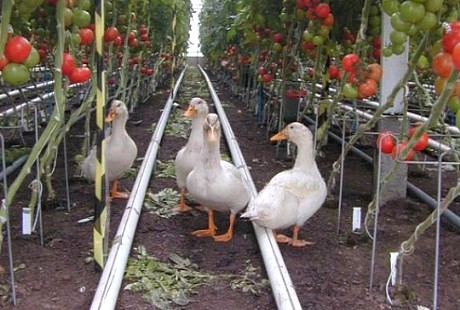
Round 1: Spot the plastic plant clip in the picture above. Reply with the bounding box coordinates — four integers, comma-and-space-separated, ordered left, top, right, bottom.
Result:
0, 199, 8, 224
390, 252, 399, 286
22, 207, 32, 235
352, 207, 362, 231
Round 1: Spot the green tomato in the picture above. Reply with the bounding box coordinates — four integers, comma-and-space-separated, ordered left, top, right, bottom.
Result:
425, 0, 443, 12
381, 0, 400, 15
417, 54, 429, 69
382, 46, 394, 57
391, 12, 411, 32
72, 9, 91, 28
23, 47, 40, 68
415, 12, 437, 31
302, 30, 313, 42
390, 30, 408, 45
392, 44, 406, 55
369, 16, 381, 28
343, 83, 358, 99
77, 0, 91, 10
2, 63, 30, 86
399, 1, 426, 24
456, 109, 460, 128
448, 95, 460, 113
312, 35, 324, 46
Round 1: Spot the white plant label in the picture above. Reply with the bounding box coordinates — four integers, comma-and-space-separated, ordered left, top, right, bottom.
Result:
390, 252, 399, 286
22, 207, 32, 235
352, 207, 362, 231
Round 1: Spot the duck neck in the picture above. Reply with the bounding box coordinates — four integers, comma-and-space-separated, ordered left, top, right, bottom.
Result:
292, 140, 315, 172
110, 116, 128, 138
202, 138, 221, 169
187, 115, 206, 148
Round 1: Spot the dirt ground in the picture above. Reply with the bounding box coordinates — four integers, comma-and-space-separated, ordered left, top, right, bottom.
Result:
0, 66, 459, 310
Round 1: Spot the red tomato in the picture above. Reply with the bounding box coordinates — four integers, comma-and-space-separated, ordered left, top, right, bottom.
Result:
432, 51, 453, 78
0, 54, 10, 70
104, 27, 119, 42
68, 66, 91, 83
408, 127, 429, 151
5, 36, 32, 63
376, 131, 395, 154
391, 142, 415, 161
367, 63, 382, 82
273, 32, 284, 43
258, 66, 267, 76
61, 52, 75, 76
315, 3, 330, 19
342, 53, 360, 73
452, 42, 460, 71
113, 36, 123, 47
322, 13, 334, 27
79, 28, 94, 45
358, 78, 378, 98
443, 25, 460, 53
327, 64, 340, 79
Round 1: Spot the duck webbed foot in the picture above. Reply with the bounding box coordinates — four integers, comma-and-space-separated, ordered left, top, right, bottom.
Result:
192, 209, 217, 237
173, 188, 192, 213
213, 214, 235, 242
289, 225, 314, 248
110, 179, 130, 199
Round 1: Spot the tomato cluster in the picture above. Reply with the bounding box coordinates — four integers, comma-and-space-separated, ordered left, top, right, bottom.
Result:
299, 1, 334, 57
431, 21, 460, 127
381, 0, 441, 57
1, 35, 39, 86
61, 52, 91, 83
340, 53, 382, 100
376, 126, 429, 161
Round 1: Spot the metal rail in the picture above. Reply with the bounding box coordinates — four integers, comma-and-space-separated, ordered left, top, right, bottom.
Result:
199, 65, 303, 310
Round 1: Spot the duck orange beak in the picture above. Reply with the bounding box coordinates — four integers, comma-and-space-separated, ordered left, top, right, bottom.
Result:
105, 108, 117, 122
270, 129, 287, 141
184, 105, 197, 117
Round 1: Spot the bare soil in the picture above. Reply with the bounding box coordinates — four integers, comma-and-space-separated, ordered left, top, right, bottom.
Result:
0, 67, 459, 310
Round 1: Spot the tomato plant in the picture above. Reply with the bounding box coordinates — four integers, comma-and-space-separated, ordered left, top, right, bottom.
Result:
5, 36, 32, 63
376, 131, 395, 154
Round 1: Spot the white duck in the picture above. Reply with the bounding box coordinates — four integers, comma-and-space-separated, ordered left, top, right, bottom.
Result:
174, 97, 209, 212
186, 113, 250, 242
80, 99, 138, 199
241, 122, 326, 247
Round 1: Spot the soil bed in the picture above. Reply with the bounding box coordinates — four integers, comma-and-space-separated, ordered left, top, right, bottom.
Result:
0, 66, 459, 310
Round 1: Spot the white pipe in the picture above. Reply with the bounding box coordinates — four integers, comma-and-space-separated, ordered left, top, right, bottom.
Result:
0, 83, 82, 118
199, 65, 303, 310
361, 99, 460, 136
90, 67, 187, 310
0, 80, 55, 101
337, 103, 454, 153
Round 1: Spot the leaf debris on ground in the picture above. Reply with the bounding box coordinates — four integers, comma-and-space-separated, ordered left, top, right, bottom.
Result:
124, 246, 268, 310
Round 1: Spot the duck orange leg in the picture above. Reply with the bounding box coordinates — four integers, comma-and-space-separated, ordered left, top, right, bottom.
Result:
273, 230, 292, 244
173, 188, 192, 213
289, 225, 314, 247
110, 179, 130, 199
213, 213, 236, 242
192, 209, 217, 237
